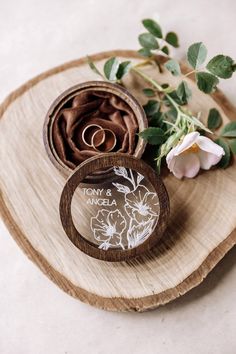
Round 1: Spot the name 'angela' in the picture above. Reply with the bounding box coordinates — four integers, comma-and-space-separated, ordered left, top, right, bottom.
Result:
86, 198, 117, 206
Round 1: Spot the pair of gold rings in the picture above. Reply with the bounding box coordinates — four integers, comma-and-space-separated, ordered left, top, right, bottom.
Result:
81, 124, 117, 153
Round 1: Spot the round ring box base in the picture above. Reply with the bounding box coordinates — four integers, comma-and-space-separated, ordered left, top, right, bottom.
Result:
43, 81, 148, 182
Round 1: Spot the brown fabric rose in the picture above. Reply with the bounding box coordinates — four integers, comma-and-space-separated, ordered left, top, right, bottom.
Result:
52, 90, 138, 168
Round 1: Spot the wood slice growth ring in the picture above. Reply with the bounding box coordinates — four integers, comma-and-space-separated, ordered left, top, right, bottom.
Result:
0, 50, 236, 312
59, 153, 169, 261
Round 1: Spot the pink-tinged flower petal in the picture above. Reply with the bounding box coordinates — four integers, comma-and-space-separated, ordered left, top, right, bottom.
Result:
166, 145, 179, 171
198, 150, 223, 169
170, 153, 201, 179
175, 132, 200, 155
196, 136, 225, 156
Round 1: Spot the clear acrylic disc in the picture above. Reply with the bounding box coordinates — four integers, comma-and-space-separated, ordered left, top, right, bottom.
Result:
71, 166, 160, 250
60, 153, 169, 261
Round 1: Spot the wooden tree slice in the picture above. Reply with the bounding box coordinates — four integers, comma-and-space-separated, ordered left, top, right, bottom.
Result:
0, 50, 236, 312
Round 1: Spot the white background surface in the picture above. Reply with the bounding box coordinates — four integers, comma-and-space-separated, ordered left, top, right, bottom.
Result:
0, 1, 236, 353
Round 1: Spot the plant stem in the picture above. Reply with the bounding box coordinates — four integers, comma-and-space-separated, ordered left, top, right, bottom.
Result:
133, 58, 154, 68
132, 65, 211, 136
184, 69, 196, 77
133, 57, 163, 73
131, 66, 164, 92
131, 66, 180, 112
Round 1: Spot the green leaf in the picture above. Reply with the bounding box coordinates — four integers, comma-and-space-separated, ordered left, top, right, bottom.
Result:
229, 139, 236, 154
161, 46, 169, 55
138, 33, 159, 50
116, 61, 131, 79
187, 42, 207, 69
142, 19, 162, 38
142, 144, 160, 170
207, 108, 223, 130
164, 59, 181, 76
196, 72, 219, 93
87, 56, 104, 78
165, 32, 179, 48
138, 127, 165, 145
215, 138, 231, 168
143, 88, 156, 97
176, 81, 192, 104
164, 108, 178, 122
161, 83, 169, 89
189, 115, 212, 134
138, 48, 152, 57
103, 57, 119, 81
206, 55, 234, 79
220, 122, 236, 137
149, 111, 166, 128
166, 90, 184, 106
143, 100, 160, 116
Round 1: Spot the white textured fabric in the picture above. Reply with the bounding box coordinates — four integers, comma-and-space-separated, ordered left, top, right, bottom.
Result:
0, 1, 236, 353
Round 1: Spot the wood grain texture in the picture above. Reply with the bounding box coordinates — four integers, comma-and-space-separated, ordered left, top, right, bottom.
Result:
0, 50, 236, 312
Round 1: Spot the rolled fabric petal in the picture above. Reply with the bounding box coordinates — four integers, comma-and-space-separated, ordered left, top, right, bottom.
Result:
52, 90, 139, 168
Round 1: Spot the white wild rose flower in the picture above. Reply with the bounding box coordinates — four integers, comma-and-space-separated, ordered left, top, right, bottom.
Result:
166, 132, 225, 179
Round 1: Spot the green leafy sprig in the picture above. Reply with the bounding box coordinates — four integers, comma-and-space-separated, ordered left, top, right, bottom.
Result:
138, 19, 179, 58
87, 18, 236, 173
130, 66, 213, 171
87, 56, 131, 83
165, 42, 236, 93
207, 110, 236, 167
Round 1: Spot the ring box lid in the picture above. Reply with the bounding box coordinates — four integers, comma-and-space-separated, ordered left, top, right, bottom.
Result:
59, 153, 170, 262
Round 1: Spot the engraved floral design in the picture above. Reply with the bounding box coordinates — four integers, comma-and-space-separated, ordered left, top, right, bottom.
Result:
127, 219, 155, 249
90, 209, 126, 250
124, 185, 159, 223
113, 167, 159, 248
90, 167, 159, 250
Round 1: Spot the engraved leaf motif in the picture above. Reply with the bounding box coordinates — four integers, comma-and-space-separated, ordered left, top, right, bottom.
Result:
112, 182, 131, 194
98, 241, 111, 250
137, 172, 144, 185
127, 220, 154, 249
113, 166, 128, 179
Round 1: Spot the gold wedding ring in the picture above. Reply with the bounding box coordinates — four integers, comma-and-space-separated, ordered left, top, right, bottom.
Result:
91, 128, 117, 153
82, 124, 117, 152
82, 124, 104, 148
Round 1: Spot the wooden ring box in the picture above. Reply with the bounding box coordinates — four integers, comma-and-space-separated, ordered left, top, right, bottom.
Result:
43, 81, 170, 262
43, 81, 148, 179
